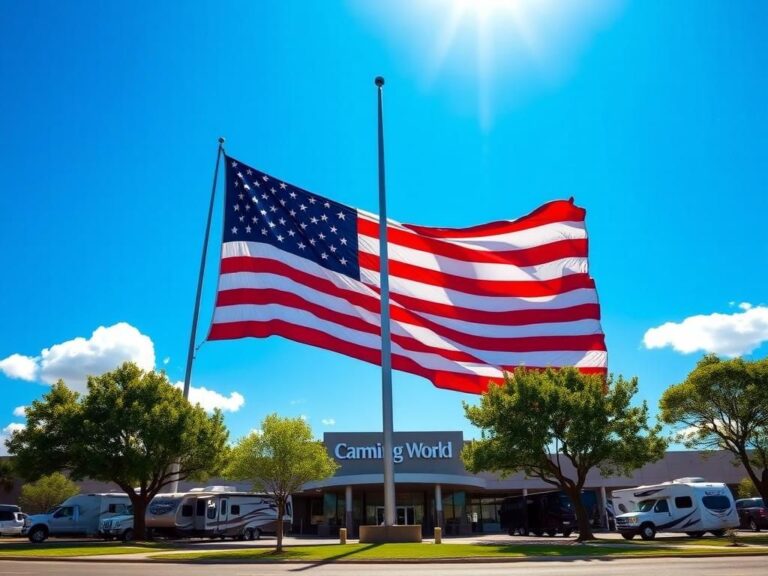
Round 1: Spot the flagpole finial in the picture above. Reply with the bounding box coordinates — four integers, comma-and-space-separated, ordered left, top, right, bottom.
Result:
375, 76, 385, 87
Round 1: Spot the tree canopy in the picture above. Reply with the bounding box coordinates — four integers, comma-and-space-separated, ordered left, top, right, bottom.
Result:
659, 354, 768, 502
463, 368, 667, 540
19, 472, 79, 514
6, 362, 230, 539
226, 414, 338, 552
0, 459, 14, 493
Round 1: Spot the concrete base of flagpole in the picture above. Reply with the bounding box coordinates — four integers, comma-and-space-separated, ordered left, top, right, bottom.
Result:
358, 524, 422, 543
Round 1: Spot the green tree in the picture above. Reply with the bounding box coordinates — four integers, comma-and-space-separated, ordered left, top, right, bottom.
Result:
19, 472, 79, 514
659, 355, 768, 503
463, 368, 667, 541
225, 414, 338, 552
736, 476, 760, 499
6, 362, 230, 540
0, 458, 15, 493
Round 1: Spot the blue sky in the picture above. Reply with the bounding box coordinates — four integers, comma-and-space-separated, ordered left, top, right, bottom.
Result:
1, 0, 766, 450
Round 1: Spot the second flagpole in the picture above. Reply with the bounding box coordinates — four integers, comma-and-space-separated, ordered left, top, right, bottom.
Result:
375, 76, 396, 527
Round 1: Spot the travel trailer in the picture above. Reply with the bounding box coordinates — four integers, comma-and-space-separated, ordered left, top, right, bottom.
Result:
144, 487, 292, 540
612, 478, 739, 540
23, 493, 131, 543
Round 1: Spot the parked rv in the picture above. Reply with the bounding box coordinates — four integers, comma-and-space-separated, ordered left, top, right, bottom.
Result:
137, 487, 292, 540
612, 477, 739, 540
499, 491, 576, 537
22, 493, 132, 543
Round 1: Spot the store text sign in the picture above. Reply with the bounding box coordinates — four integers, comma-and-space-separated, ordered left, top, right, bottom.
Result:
333, 441, 453, 464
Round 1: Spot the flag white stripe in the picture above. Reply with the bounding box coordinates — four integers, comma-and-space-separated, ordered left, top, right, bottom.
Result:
218, 270, 601, 338
211, 304, 608, 370
359, 212, 587, 250
221, 242, 598, 312
360, 236, 588, 280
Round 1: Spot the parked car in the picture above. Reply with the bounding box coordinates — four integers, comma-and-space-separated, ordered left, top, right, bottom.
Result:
735, 498, 768, 532
0, 510, 27, 537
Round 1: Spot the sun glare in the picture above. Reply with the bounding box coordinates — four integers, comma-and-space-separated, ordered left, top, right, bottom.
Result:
356, 0, 622, 129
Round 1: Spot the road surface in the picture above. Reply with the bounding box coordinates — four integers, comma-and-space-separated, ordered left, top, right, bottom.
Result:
0, 557, 765, 576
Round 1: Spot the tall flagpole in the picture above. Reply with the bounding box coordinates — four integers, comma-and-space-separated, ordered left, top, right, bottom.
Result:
169, 136, 225, 493
375, 77, 396, 527
182, 137, 226, 400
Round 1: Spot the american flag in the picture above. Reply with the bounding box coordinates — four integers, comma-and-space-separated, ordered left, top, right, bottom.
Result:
208, 155, 607, 394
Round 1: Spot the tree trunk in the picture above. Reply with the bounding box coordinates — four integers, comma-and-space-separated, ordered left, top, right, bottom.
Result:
760, 467, 768, 505
276, 499, 285, 553
564, 486, 594, 541
737, 449, 768, 505
133, 498, 147, 541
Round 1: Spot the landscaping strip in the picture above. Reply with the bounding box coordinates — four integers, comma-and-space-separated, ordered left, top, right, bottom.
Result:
147, 542, 768, 562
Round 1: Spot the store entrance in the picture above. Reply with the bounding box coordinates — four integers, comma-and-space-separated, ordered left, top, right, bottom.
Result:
375, 506, 416, 525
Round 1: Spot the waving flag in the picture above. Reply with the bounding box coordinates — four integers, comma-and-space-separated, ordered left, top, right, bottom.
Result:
208, 156, 606, 394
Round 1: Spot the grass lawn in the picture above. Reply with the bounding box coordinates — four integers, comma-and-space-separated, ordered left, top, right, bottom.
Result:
0, 541, 168, 557
149, 542, 768, 562
608, 534, 768, 547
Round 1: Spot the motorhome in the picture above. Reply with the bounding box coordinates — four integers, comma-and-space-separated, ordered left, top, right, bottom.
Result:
612, 477, 739, 540
23, 493, 132, 543
144, 487, 292, 540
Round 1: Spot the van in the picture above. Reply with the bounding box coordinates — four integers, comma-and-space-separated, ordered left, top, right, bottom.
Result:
23, 493, 131, 543
612, 478, 739, 540
500, 491, 576, 537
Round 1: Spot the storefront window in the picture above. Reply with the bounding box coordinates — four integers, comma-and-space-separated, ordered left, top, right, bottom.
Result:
323, 493, 339, 525
442, 491, 467, 534
467, 496, 504, 532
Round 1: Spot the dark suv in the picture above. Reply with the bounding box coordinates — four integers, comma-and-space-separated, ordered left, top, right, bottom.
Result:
735, 498, 767, 532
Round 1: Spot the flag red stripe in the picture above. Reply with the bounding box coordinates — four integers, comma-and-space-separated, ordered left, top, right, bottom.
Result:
398, 200, 585, 239
359, 252, 595, 297
216, 288, 605, 353
219, 257, 601, 326
209, 319, 445, 381
358, 217, 588, 266
208, 319, 606, 394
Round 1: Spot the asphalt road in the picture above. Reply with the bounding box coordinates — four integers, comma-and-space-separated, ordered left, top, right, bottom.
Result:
0, 557, 766, 576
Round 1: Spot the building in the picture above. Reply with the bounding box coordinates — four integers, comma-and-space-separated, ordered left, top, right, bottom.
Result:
2, 431, 750, 537
289, 430, 749, 537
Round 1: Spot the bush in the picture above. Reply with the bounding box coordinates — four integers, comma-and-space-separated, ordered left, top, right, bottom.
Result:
19, 472, 79, 514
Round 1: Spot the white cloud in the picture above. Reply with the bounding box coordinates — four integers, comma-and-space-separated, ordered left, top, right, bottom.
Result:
12, 406, 26, 418
643, 304, 768, 357
300, 414, 308, 421
1, 323, 246, 416
289, 398, 306, 405
173, 382, 245, 413
0, 354, 39, 381
0, 323, 155, 392
163, 357, 170, 365
0, 422, 25, 456
2, 423, 25, 435
321, 418, 336, 426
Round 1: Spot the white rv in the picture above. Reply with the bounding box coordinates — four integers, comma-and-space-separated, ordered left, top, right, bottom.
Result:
144, 487, 292, 540
23, 493, 132, 543
612, 477, 739, 540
